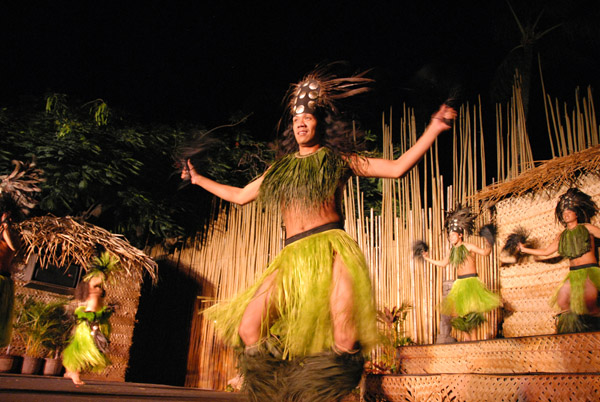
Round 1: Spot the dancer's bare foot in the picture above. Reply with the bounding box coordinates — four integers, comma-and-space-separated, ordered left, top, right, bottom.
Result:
64, 370, 85, 385
227, 373, 243, 391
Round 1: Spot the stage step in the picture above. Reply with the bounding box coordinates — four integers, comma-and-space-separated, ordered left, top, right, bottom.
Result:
364, 373, 600, 402
396, 331, 600, 375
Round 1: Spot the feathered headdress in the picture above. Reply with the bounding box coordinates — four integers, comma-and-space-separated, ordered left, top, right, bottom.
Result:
0, 160, 44, 220
555, 188, 598, 225
282, 63, 373, 120
83, 250, 121, 282
444, 206, 476, 235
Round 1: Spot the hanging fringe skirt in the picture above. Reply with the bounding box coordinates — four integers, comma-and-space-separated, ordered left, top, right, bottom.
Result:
441, 274, 501, 317
550, 264, 600, 314
0, 274, 14, 347
204, 228, 378, 359
62, 313, 111, 373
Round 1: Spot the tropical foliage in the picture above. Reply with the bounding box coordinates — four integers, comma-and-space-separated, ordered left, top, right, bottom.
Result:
12, 296, 73, 358
0, 95, 273, 247
368, 303, 413, 374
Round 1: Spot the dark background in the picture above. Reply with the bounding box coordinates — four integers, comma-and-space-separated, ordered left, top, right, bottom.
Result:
2, 0, 599, 148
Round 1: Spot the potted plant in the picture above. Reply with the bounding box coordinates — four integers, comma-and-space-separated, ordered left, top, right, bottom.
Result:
41, 301, 74, 376
13, 295, 70, 375
367, 303, 413, 374
0, 343, 23, 373
363, 303, 414, 401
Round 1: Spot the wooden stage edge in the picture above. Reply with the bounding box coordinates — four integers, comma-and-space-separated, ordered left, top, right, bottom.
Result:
0, 373, 247, 402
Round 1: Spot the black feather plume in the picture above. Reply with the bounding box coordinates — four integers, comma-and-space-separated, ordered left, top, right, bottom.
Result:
502, 227, 529, 256
478, 224, 497, 247
412, 240, 429, 259
173, 115, 252, 182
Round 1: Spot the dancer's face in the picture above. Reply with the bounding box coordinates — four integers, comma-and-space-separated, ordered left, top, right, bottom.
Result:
449, 231, 462, 245
562, 209, 578, 224
293, 113, 318, 147
88, 275, 105, 297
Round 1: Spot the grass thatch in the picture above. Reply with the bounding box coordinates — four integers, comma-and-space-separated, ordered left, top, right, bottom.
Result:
17, 215, 157, 283
475, 145, 600, 206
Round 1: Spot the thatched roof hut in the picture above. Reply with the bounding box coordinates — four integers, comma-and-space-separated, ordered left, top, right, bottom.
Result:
475, 145, 600, 207
3, 215, 158, 381
17, 215, 158, 283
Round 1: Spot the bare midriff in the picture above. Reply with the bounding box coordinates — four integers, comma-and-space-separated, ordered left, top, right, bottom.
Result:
282, 200, 343, 238
456, 253, 478, 277
569, 235, 597, 267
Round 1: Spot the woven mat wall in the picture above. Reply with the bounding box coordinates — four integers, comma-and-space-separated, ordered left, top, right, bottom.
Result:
495, 174, 600, 338
364, 373, 600, 402
397, 331, 600, 375
0, 275, 141, 381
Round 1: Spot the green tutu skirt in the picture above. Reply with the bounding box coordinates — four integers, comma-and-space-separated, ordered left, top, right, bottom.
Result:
550, 265, 600, 314
204, 229, 378, 359
441, 276, 501, 317
0, 274, 14, 347
62, 306, 112, 373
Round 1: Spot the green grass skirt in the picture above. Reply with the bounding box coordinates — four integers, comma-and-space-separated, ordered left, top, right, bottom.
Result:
441, 276, 501, 317
204, 229, 378, 359
62, 317, 111, 373
550, 265, 600, 314
0, 274, 14, 347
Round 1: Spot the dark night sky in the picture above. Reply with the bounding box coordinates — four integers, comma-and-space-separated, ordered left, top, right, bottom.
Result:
2, 1, 599, 143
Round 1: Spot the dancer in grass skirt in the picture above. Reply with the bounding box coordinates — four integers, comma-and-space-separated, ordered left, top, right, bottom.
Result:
63, 251, 118, 385
517, 188, 600, 333
181, 64, 456, 401
418, 207, 500, 341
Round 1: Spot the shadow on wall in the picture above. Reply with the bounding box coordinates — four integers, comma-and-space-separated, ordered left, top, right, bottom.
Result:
125, 258, 201, 387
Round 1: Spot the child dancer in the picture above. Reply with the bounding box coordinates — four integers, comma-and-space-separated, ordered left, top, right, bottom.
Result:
63, 250, 118, 385
417, 207, 500, 341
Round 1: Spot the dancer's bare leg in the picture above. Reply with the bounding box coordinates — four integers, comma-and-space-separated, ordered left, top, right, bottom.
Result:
330, 254, 357, 352
238, 271, 278, 346
64, 369, 84, 385
556, 282, 571, 312
584, 278, 600, 315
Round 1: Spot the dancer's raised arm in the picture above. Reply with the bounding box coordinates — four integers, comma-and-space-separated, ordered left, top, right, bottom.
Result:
464, 242, 492, 257
182, 160, 265, 206
348, 104, 456, 179
422, 251, 450, 267
518, 236, 559, 257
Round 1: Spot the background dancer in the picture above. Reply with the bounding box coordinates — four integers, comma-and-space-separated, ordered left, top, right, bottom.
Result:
419, 207, 500, 341
0, 161, 43, 348
181, 66, 456, 401
62, 250, 118, 385
517, 188, 600, 333
0, 198, 19, 347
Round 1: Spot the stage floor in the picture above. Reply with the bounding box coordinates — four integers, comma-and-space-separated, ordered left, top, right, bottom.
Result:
0, 374, 246, 401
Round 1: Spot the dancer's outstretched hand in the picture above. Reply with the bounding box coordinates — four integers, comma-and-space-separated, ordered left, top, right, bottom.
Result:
181, 159, 199, 181
431, 104, 457, 130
